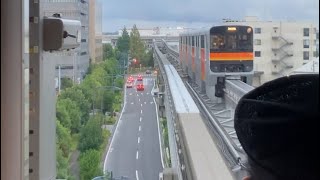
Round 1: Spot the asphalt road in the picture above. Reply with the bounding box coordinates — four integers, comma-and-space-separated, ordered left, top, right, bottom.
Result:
104, 74, 163, 180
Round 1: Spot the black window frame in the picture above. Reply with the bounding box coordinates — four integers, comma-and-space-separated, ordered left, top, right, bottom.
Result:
303, 28, 310, 37
303, 51, 309, 60
255, 28, 261, 34
255, 51, 261, 57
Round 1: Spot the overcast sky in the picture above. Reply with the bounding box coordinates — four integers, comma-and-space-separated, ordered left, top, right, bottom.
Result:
102, 0, 319, 32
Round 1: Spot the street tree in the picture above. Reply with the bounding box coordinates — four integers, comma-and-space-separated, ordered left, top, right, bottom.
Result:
59, 86, 91, 125
78, 116, 103, 152
61, 77, 73, 90
117, 26, 130, 53
56, 120, 72, 158
79, 149, 103, 180
103, 44, 114, 60
130, 24, 146, 64
56, 99, 71, 129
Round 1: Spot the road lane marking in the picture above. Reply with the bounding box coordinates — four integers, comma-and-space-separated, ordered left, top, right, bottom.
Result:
129, 93, 132, 95
139, 126, 141, 131
136, 151, 139, 159
140, 117, 142, 122
137, 94, 139, 97
144, 102, 146, 104
131, 102, 134, 105
141, 110, 142, 114
147, 93, 149, 95
136, 170, 139, 180
109, 148, 113, 153
150, 102, 153, 104
139, 98, 140, 102
141, 104, 142, 107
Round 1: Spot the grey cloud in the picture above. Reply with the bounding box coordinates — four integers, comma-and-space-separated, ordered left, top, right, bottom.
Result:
102, 0, 319, 31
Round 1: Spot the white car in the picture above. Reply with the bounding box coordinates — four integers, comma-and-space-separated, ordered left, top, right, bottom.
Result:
126, 83, 133, 88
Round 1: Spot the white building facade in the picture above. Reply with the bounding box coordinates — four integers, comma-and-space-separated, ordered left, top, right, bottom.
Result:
224, 16, 318, 86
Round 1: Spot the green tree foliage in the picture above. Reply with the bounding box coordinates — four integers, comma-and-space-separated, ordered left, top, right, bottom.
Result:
61, 77, 73, 90
129, 24, 154, 68
102, 90, 115, 113
117, 27, 130, 53
79, 149, 103, 180
56, 100, 71, 129
80, 75, 102, 102
141, 50, 154, 67
78, 116, 103, 152
60, 86, 91, 125
64, 98, 81, 134
56, 120, 72, 158
114, 77, 124, 89
130, 24, 146, 64
58, 98, 81, 134
56, 146, 69, 179
103, 57, 119, 75
103, 44, 114, 60
112, 92, 123, 113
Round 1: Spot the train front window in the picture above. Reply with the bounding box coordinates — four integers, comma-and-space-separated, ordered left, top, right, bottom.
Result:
210, 26, 253, 52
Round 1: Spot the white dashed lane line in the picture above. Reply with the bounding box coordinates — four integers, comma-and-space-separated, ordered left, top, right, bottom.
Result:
136, 170, 139, 180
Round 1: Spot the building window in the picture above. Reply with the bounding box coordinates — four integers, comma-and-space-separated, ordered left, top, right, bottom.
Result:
254, 28, 261, 34
303, 51, 309, 60
303, 28, 309, 37
254, 39, 261, 45
303, 39, 310, 48
255, 51, 261, 57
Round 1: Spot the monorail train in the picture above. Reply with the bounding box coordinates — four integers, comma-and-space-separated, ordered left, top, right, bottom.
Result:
179, 25, 253, 100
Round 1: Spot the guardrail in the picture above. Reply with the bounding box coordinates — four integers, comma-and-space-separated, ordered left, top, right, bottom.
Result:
154, 42, 183, 180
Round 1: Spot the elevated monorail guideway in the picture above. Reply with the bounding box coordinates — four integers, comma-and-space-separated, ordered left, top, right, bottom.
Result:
160, 39, 257, 179
154, 43, 233, 180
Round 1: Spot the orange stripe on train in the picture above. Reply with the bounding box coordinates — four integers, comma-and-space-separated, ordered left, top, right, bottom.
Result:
210, 52, 253, 61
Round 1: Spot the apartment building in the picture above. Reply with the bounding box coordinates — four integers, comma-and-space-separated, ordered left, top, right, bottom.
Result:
224, 16, 318, 86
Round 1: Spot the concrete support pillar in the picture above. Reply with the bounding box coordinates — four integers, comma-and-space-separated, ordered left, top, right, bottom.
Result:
1, 0, 26, 179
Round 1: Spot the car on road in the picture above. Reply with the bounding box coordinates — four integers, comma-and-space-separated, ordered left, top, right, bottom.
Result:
126, 82, 133, 88
136, 84, 144, 91
137, 75, 143, 81
127, 76, 134, 83
146, 70, 151, 74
